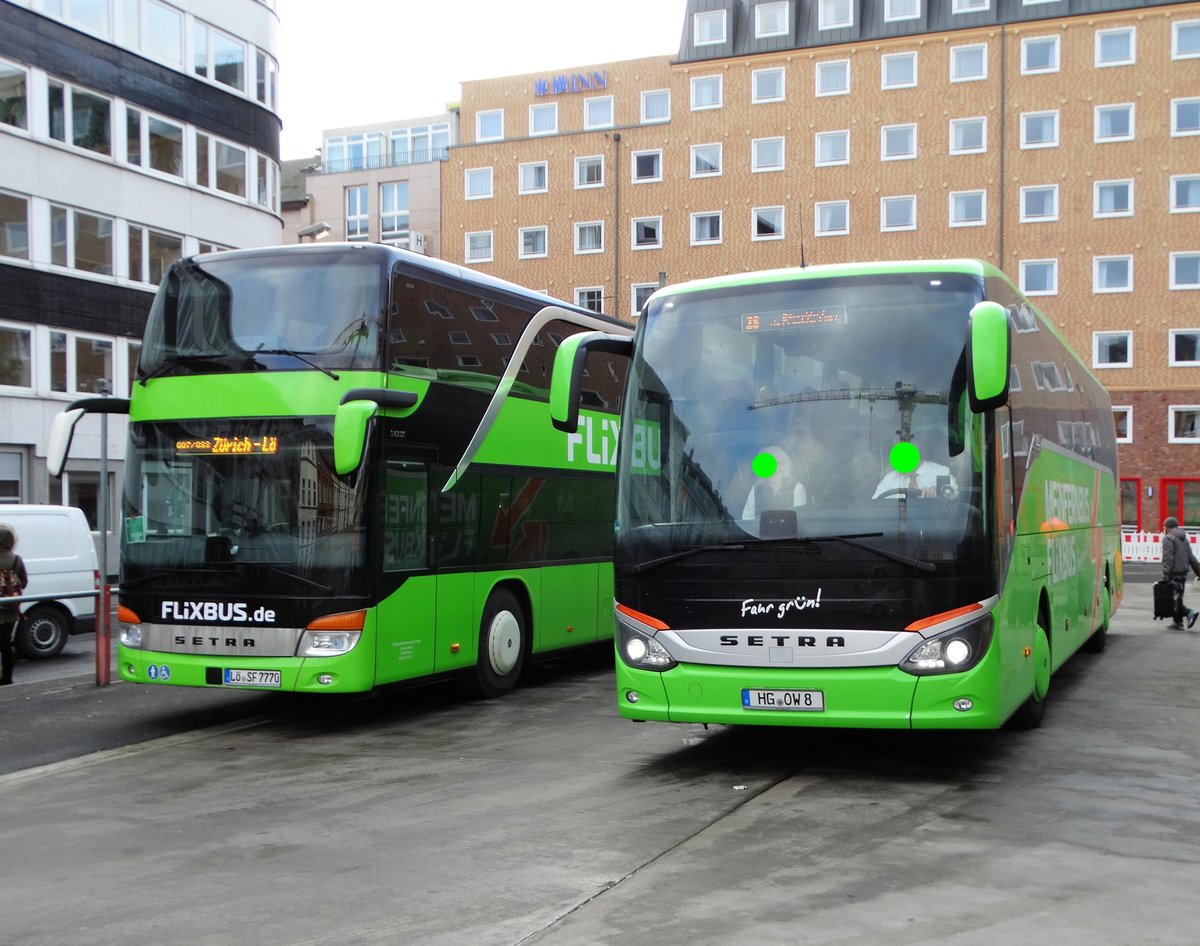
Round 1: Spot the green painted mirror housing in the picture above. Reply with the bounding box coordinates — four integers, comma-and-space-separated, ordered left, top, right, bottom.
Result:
967, 300, 1010, 413
333, 388, 418, 475
550, 332, 633, 433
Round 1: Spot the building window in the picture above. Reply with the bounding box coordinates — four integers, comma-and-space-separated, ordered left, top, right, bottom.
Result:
691, 143, 723, 178
632, 150, 662, 183
209, 29, 245, 92
465, 231, 493, 263
519, 161, 548, 194
815, 201, 850, 236
381, 182, 409, 242
1169, 406, 1200, 444
881, 124, 916, 160
950, 44, 987, 81
126, 224, 182, 284
325, 132, 384, 172
1022, 35, 1060, 74
575, 287, 604, 313
752, 137, 784, 172
345, 185, 368, 241
1020, 259, 1058, 295
1094, 256, 1133, 293
1112, 408, 1132, 445
584, 95, 614, 130
694, 10, 726, 45
574, 221, 604, 254
631, 284, 657, 317
0, 322, 33, 389
756, 2, 788, 37
1171, 253, 1200, 290
691, 211, 722, 246
752, 206, 784, 241
881, 195, 916, 231
1093, 331, 1132, 368
1095, 104, 1134, 142
1020, 185, 1058, 222
1094, 180, 1133, 217
632, 217, 662, 250
519, 226, 547, 260
1096, 27, 1135, 66
1173, 98, 1200, 137
214, 140, 246, 197
691, 75, 723, 110
949, 190, 986, 227
815, 60, 850, 96
0, 191, 30, 260
1172, 20, 1200, 59
1020, 110, 1059, 148
953, 0, 989, 11
48, 331, 113, 396
50, 205, 113, 275
752, 68, 785, 104
529, 102, 557, 136
465, 167, 493, 200
819, 0, 853, 30
48, 81, 111, 156
0, 59, 28, 131
1170, 329, 1200, 366
885, 0, 920, 21
881, 52, 917, 89
124, 107, 183, 178
641, 89, 670, 124
1172, 175, 1200, 213
815, 130, 850, 166
949, 116, 986, 154
476, 109, 503, 142
575, 155, 604, 188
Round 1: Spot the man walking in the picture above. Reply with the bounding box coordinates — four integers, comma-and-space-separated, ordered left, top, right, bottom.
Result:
1162, 516, 1200, 630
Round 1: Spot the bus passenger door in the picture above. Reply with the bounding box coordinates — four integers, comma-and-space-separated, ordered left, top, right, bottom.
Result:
374, 455, 436, 685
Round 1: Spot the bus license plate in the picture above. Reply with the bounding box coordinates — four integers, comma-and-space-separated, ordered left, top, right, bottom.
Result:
742, 688, 824, 711
223, 669, 281, 688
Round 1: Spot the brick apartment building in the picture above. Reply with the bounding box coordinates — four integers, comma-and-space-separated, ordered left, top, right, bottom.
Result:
440, 0, 1199, 532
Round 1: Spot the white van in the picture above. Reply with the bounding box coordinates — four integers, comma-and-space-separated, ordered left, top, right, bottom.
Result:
0, 505, 99, 659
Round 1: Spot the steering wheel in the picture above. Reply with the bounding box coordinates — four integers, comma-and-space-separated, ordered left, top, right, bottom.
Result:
875, 487, 922, 500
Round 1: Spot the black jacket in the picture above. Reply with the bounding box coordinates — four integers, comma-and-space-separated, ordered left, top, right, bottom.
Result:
1162, 528, 1200, 580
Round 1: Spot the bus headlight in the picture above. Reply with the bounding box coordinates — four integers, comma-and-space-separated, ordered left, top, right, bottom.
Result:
900, 615, 993, 676
617, 624, 676, 671
297, 630, 361, 657
120, 625, 144, 648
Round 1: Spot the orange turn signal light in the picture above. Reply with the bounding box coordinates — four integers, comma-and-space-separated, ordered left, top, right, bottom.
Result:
616, 602, 670, 631
117, 604, 141, 624
306, 609, 366, 631
905, 602, 983, 633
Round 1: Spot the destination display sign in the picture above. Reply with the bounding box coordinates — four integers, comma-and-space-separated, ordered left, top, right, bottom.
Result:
174, 435, 279, 456
742, 306, 848, 332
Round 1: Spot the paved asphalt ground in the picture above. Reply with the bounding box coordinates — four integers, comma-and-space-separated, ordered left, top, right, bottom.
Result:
3, 563, 1200, 946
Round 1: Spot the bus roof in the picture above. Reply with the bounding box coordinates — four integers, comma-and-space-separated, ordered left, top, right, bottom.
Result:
187, 242, 625, 328
652, 258, 1000, 301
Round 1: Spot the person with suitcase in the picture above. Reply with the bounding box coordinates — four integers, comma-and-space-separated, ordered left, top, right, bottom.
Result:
1162, 516, 1200, 629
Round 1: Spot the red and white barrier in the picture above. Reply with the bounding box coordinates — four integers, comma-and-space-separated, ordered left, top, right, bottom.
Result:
1122, 531, 1200, 562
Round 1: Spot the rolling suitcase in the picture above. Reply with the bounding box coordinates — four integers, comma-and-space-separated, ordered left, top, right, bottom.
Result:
1153, 579, 1176, 621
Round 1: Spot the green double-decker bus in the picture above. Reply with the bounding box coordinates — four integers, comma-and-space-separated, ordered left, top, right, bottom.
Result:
552, 260, 1121, 729
51, 243, 630, 695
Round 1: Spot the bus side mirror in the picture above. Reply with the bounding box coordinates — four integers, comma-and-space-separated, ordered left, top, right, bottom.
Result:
966, 301, 1010, 413
550, 332, 633, 433
333, 388, 419, 475
47, 397, 132, 477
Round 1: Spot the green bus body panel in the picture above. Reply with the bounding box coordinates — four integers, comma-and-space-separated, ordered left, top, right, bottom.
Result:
474, 397, 618, 474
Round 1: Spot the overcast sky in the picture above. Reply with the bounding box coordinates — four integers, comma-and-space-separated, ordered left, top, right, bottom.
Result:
276, 0, 688, 158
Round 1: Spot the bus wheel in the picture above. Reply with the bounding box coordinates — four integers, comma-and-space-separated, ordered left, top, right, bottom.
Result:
1084, 579, 1112, 654
17, 606, 69, 659
463, 589, 527, 699
1015, 619, 1051, 729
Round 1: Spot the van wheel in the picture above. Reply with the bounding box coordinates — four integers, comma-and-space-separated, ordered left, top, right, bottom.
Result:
17, 606, 69, 659
460, 589, 527, 699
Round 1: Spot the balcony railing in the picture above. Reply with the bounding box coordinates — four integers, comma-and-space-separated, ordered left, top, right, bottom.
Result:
318, 148, 450, 174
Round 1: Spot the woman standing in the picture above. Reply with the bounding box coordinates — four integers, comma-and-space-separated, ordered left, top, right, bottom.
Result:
0, 523, 28, 685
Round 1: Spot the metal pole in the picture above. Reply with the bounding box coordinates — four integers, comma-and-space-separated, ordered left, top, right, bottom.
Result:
96, 380, 111, 686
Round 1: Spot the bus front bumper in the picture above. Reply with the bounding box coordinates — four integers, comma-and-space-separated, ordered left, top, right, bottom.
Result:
118, 644, 376, 693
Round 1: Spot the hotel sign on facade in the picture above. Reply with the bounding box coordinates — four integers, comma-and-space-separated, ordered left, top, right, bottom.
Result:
533, 71, 608, 96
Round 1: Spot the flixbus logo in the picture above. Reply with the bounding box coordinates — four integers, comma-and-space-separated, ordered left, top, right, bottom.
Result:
567, 415, 619, 467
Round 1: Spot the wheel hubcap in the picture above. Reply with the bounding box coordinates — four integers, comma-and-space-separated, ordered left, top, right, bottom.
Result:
488, 610, 521, 676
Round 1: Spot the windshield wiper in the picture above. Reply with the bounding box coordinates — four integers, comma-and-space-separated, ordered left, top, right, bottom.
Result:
626, 543, 738, 575
254, 347, 340, 380
240, 563, 334, 594
119, 566, 231, 589
138, 354, 255, 386
758, 533, 937, 573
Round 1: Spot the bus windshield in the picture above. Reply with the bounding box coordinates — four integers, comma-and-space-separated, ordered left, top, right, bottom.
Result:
618, 271, 991, 586
121, 417, 368, 596
139, 252, 386, 377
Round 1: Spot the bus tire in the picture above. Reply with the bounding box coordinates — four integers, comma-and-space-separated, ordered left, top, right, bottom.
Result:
1014, 618, 1051, 730
1083, 579, 1111, 654
17, 605, 70, 660
463, 588, 528, 699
